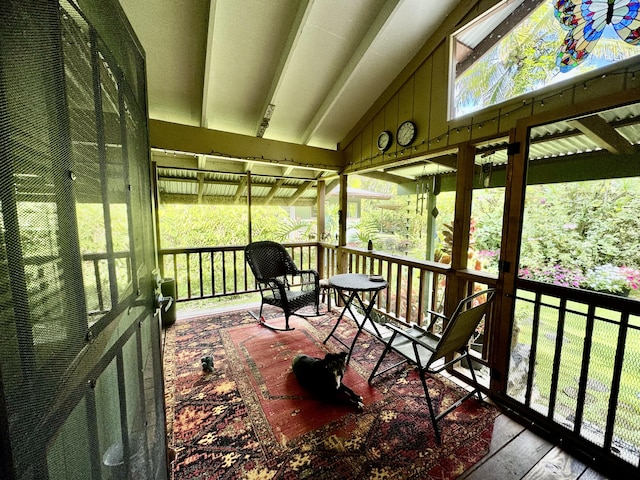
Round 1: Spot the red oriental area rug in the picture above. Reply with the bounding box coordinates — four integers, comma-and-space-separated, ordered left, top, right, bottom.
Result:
164, 306, 499, 479
225, 324, 384, 442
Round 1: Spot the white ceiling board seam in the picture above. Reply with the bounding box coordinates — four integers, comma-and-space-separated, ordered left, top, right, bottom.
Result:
255, 0, 313, 136
201, 0, 217, 128
301, 0, 402, 145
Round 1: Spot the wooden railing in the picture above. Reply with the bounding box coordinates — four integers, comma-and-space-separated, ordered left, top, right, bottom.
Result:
157, 243, 319, 302
81, 251, 131, 313
333, 245, 451, 326
156, 242, 498, 363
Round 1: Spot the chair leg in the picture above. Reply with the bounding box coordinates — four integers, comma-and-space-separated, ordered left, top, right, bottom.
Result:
368, 341, 392, 382
419, 370, 441, 444
465, 354, 484, 402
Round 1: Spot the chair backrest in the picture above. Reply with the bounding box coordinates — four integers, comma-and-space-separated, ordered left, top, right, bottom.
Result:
245, 241, 297, 281
430, 289, 495, 364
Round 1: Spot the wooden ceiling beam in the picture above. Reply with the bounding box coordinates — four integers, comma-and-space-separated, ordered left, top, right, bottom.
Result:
149, 119, 343, 171
160, 193, 316, 207
288, 180, 314, 206
264, 178, 285, 205
568, 115, 635, 155
361, 170, 414, 184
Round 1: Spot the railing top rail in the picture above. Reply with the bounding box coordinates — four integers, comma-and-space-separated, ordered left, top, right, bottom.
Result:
159, 241, 319, 255
457, 268, 498, 284
518, 278, 640, 314
340, 246, 452, 274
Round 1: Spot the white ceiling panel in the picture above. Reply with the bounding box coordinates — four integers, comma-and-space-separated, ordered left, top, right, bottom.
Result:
120, 0, 463, 149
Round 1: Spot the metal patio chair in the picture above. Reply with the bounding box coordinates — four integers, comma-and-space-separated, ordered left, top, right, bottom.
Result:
368, 288, 496, 442
245, 240, 321, 331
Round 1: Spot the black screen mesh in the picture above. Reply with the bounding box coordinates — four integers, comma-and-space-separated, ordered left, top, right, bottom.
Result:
0, 1, 165, 479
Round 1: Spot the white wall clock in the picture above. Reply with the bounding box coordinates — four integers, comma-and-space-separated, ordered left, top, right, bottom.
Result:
377, 130, 392, 151
397, 120, 416, 147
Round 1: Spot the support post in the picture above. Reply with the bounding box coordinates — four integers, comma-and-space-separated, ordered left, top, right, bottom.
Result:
317, 180, 326, 276
337, 174, 348, 274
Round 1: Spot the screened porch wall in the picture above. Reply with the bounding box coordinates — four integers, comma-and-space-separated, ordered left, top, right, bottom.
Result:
0, 1, 165, 479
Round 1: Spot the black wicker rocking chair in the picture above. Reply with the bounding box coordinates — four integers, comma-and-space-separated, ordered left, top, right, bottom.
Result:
245, 241, 321, 331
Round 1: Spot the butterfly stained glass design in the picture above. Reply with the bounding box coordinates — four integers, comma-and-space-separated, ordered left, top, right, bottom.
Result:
554, 0, 640, 71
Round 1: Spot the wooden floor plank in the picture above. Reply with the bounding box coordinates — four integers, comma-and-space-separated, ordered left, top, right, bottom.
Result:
459, 413, 526, 479
487, 414, 528, 451
463, 428, 554, 480
577, 468, 610, 480
521, 446, 587, 480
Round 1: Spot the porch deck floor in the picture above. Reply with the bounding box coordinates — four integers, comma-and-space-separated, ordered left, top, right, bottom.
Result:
171, 304, 610, 480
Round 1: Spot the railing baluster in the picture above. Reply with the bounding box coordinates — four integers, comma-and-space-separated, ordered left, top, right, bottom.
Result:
395, 264, 402, 319
233, 250, 238, 293
574, 303, 596, 436
417, 270, 426, 326
199, 252, 204, 298
93, 259, 104, 312
548, 297, 567, 420
186, 253, 192, 299
210, 250, 216, 297
604, 311, 628, 450
172, 253, 178, 300
386, 261, 392, 314
525, 291, 542, 407
222, 250, 227, 294
406, 267, 413, 324
243, 250, 248, 291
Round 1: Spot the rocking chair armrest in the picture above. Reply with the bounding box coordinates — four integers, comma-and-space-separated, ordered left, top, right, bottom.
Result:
259, 277, 287, 293
291, 269, 320, 287
292, 268, 319, 279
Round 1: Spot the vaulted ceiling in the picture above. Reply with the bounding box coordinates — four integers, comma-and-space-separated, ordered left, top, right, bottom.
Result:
118, 0, 640, 206
119, 0, 463, 151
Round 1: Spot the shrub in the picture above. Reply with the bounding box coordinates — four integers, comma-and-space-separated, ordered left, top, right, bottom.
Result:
581, 264, 637, 295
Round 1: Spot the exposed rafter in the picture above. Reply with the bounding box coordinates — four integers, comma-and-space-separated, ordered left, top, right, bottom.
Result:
568, 115, 635, 155
234, 176, 247, 204
288, 181, 314, 206
255, 0, 311, 137
265, 178, 285, 205
302, 0, 401, 145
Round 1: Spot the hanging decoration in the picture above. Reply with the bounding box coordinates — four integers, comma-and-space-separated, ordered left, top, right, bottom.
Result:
554, 0, 640, 72
479, 152, 494, 188
415, 176, 429, 216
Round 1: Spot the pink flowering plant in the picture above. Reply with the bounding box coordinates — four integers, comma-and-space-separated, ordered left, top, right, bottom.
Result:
519, 263, 640, 296
518, 264, 584, 288
620, 266, 640, 290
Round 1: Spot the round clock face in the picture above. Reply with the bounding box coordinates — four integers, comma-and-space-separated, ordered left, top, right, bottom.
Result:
377, 130, 391, 151
397, 120, 416, 147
